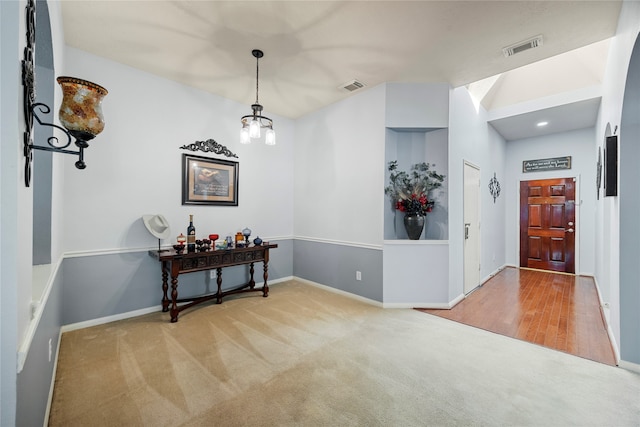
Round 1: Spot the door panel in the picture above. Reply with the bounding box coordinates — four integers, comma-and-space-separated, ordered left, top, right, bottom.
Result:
520, 178, 575, 273
550, 238, 565, 262
529, 237, 542, 259
549, 204, 566, 228
529, 205, 542, 227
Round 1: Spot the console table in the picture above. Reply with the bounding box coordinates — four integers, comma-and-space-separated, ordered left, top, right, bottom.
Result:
149, 243, 278, 322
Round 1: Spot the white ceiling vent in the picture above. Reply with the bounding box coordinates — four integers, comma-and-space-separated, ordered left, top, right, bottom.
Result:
502, 35, 543, 57
340, 79, 366, 92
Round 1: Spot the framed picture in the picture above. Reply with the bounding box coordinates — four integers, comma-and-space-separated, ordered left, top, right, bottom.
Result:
182, 154, 238, 206
596, 146, 602, 200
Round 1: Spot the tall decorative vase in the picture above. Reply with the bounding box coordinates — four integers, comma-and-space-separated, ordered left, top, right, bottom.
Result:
57, 76, 108, 142
404, 214, 425, 240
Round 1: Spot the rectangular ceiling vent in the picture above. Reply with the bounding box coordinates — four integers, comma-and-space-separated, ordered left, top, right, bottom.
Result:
340, 79, 366, 92
502, 35, 543, 57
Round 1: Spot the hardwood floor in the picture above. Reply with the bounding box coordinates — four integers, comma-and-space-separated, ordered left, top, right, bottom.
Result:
417, 267, 617, 366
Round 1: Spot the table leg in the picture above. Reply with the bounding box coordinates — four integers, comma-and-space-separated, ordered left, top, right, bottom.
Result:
263, 260, 269, 297
161, 261, 169, 312
249, 262, 256, 289
170, 276, 179, 322
170, 261, 181, 322
216, 268, 223, 303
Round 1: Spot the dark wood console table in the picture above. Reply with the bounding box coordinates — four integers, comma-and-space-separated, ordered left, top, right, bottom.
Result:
149, 243, 278, 322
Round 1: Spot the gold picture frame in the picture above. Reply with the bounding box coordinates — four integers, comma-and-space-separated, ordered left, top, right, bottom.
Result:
182, 154, 238, 206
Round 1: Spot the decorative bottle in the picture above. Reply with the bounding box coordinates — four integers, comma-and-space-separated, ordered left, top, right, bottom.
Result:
187, 215, 196, 252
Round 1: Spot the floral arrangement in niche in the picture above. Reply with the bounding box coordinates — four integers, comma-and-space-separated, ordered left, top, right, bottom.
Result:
384, 160, 445, 216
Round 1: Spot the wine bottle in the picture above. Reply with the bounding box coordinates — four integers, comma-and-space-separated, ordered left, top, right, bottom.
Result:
187, 214, 196, 252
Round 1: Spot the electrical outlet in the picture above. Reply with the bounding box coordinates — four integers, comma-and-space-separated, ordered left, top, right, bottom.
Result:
48, 338, 52, 362
210, 270, 215, 279
356, 271, 362, 281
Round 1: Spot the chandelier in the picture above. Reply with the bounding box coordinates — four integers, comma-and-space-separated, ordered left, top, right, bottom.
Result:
240, 49, 275, 145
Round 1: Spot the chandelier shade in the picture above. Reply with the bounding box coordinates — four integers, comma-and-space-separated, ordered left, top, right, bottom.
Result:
240, 49, 275, 145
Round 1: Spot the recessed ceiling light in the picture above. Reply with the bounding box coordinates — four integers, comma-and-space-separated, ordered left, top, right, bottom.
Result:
537, 121, 548, 127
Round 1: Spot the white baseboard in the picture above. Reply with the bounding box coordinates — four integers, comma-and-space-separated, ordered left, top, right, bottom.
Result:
292, 276, 383, 307
591, 275, 620, 365
61, 305, 164, 333
293, 277, 466, 310
618, 360, 640, 374
269, 276, 294, 285
60, 277, 295, 333
608, 322, 621, 365
44, 331, 62, 427
481, 264, 507, 285
409, 293, 465, 309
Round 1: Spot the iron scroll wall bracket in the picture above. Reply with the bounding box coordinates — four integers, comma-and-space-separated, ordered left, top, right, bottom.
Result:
28, 102, 93, 167
21, 0, 104, 187
21, 0, 36, 187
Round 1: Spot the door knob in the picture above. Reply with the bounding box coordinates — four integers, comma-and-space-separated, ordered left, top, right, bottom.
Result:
567, 228, 574, 233
568, 221, 574, 226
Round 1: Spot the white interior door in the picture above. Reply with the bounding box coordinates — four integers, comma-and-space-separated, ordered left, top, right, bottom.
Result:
464, 162, 481, 294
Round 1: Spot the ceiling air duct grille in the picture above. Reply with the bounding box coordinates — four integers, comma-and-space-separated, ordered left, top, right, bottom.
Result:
340, 79, 366, 92
502, 35, 543, 57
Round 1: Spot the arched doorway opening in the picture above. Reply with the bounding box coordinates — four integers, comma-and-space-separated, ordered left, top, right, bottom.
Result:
618, 32, 640, 364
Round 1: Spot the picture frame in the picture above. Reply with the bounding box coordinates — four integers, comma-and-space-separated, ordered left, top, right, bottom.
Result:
182, 154, 238, 206
596, 146, 602, 200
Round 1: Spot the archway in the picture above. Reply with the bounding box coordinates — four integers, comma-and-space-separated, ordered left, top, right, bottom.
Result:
33, 0, 54, 265
618, 33, 640, 364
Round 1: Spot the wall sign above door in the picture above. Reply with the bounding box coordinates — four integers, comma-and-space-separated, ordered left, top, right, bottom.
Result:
522, 156, 571, 173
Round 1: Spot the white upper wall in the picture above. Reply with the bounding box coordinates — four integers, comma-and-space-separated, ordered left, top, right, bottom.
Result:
1, 1, 22, 424
294, 84, 386, 247
449, 87, 507, 299
385, 83, 449, 129
479, 39, 610, 111
61, 47, 295, 253
49, 1, 67, 263
504, 127, 596, 275
596, 0, 640, 361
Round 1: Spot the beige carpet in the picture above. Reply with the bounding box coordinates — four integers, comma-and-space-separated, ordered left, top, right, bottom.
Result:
49, 280, 640, 426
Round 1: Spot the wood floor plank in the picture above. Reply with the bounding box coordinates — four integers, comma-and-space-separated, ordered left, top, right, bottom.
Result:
416, 267, 616, 366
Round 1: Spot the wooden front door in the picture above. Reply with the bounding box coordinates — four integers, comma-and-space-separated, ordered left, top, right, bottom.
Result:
520, 178, 575, 273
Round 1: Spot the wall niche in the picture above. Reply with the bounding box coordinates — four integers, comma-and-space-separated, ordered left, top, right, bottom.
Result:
384, 127, 449, 240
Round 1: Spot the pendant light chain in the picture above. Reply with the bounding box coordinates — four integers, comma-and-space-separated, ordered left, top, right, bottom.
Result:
255, 54, 260, 106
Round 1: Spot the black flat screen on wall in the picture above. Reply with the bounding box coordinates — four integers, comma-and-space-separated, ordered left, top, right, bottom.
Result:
605, 135, 618, 197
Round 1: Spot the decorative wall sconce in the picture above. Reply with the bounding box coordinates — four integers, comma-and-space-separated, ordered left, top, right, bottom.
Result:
240, 49, 276, 145
21, 0, 108, 187
488, 172, 501, 203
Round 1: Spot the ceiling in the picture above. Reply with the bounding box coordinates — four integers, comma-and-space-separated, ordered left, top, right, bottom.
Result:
60, 0, 622, 138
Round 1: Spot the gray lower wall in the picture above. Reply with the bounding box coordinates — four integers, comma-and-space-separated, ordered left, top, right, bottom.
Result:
62, 239, 293, 326
16, 266, 63, 427
293, 240, 383, 302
